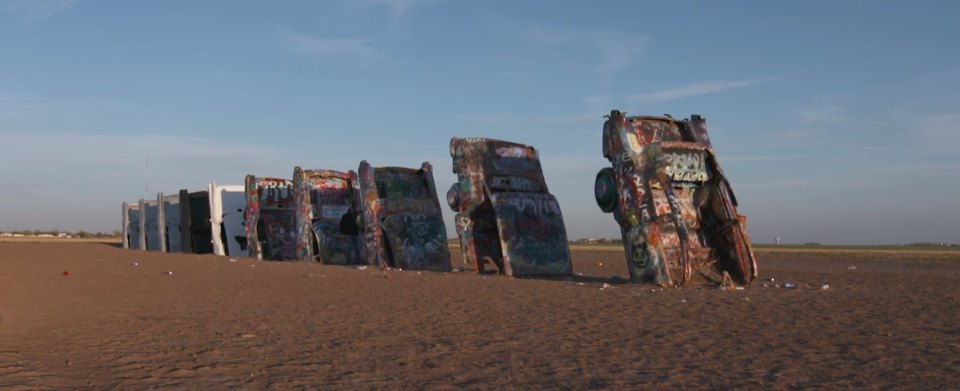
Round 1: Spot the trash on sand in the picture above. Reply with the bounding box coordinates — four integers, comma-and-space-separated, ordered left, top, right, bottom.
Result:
821, 284, 830, 290
132, 262, 140, 266
847, 266, 857, 270
356, 265, 368, 270
598, 262, 603, 267
577, 282, 585, 286
601, 283, 611, 289
783, 283, 796, 289
164, 271, 173, 275
229, 258, 238, 263
719, 271, 736, 290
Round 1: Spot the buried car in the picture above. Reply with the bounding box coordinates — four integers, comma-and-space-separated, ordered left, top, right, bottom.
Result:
208, 182, 247, 257
157, 192, 183, 253
244, 175, 298, 260
447, 137, 572, 277
293, 167, 365, 264
178, 189, 214, 254
358, 161, 451, 272
594, 110, 757, 286
121, 201, 141, 250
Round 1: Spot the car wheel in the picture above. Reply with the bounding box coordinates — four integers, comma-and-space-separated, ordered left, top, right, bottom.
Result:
446, 184, 460, 211
595, 167, 616, 213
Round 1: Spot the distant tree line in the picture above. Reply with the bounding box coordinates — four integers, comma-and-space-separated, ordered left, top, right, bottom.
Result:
572, 238, 622, 244
0, 229, 122, 238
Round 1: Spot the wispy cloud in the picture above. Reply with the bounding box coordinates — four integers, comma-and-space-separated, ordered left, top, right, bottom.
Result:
1, 0, 77, 22
590, 32, 649, 73
516, 25, 649, 74
798, 106, 846, 123
629, 77, 781, 103
722, 153, 819, 163
369, 0, 445, 22
279, 28, 383, 65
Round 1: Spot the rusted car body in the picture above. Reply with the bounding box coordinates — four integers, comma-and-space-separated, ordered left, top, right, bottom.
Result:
447, 137, 572, 277
178, 189, 213, 254
293, 167, 365, 264
595, 110, 757, 286
358, 161, 451, 272
244, 175, 298, 260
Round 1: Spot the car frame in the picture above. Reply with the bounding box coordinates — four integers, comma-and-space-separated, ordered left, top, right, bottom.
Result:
244, 175, 298, 260
594, 109, 757, 286
293, 167, 366, 264
178, 189, 214, 254
358, 161, 451, 272
447, 137, 573, 277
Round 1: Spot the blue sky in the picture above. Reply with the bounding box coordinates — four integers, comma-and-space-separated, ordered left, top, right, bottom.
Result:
1, 0, 957, 245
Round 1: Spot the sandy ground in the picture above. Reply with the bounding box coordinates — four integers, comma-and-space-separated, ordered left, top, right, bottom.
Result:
1, 243, 959, 390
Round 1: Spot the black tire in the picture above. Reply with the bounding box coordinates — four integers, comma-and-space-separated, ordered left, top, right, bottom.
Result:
446, 184, 460, 211
595, 167, 617, 213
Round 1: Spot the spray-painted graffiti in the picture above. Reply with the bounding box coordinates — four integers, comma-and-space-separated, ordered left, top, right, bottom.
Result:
245, 175, 298, 261
447, 137, 572, 277
359, 161, 450, 272
292, 167, 366, 264
596, 110, 757, 287
492, 193, 571, 275
489, 175, 542, 192
660, 150, 710, 183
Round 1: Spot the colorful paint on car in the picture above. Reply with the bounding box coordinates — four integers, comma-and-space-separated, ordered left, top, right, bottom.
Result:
595, 110, 757, 286
447, 137, 573, 277
293, 167, 366, 264
244, 175, 298, 260
358, 161, 451, 272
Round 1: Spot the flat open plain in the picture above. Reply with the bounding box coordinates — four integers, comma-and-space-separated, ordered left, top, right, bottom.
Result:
1, 242, 958, 389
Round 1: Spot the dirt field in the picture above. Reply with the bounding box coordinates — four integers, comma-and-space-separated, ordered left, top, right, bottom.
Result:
1, 242, 958, 389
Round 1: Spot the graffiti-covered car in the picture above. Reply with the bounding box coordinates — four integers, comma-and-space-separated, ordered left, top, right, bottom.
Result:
244, 175, 298, 260
447, 137, 572, 277
595, 110, 757, 286
358, 161, 451, 272
293, 167, 365, 264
